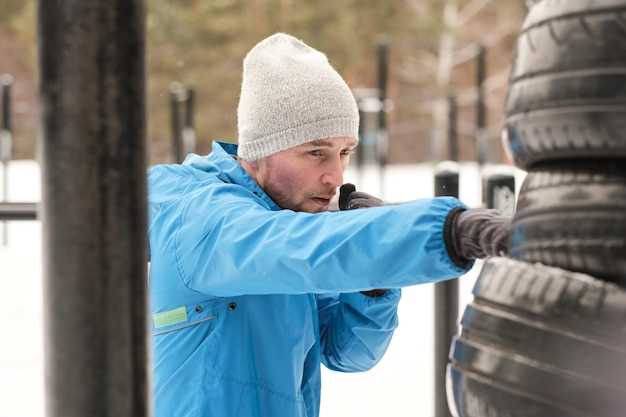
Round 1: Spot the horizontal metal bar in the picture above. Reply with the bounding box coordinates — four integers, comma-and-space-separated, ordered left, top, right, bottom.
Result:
0, 202, 38, 220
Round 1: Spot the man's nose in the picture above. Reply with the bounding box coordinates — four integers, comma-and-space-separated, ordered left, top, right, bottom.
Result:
321, 159, 344, 189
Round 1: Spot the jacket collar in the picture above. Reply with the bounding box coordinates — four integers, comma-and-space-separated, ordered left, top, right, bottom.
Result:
184, 141, 281, 211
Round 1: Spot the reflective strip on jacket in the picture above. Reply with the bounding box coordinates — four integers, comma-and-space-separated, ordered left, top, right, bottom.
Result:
148, 141, 472, 417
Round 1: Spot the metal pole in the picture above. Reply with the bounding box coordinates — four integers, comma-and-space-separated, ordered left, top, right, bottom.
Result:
376, 39, 389, 197
447, 95, 458, 162
169, 82, 183, 163
475, 44, 487, 166
38, 2, 149, 417
483, 171, 516, 214
434, 163, 459, 417
0, 202, 38, 220
1, 75, 11, 133
1, 74, 13, 246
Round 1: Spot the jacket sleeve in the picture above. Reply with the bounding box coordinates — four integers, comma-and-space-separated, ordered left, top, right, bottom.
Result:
175, 184, 472, 296
317, 290, 401, 372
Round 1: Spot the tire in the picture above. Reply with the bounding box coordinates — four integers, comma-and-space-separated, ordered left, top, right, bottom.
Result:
447, 257, 626, 417
510, 162, 626, 287
503, 0, 626, 169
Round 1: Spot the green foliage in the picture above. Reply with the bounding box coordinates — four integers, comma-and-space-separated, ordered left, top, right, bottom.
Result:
0, 0, 27, 26
145, 0, 450, 161
1, 0, 525, 162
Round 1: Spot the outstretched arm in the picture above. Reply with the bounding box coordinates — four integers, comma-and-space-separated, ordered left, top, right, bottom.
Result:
171, 183, 471, 296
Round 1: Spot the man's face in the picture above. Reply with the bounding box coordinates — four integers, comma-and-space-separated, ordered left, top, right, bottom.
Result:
252, 137, 357, 213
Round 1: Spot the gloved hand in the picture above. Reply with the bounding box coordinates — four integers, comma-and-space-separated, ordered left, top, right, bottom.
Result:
339, 183, 388, 298
445, 208, 512, 266
338, 183, 384, 210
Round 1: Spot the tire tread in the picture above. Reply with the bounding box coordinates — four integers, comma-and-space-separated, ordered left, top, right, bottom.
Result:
504, 1, 626, 168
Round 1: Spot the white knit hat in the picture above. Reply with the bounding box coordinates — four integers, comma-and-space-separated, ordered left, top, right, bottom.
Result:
237, 33, 359, 161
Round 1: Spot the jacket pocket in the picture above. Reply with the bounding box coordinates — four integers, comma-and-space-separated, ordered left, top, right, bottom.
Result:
152, 299, 221, 336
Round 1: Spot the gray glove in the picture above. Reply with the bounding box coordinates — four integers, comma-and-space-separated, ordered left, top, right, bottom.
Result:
339, 183, 388, 298
446, 208, 512, 266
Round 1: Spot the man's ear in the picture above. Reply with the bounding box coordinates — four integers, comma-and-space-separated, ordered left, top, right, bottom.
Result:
247, 159, 259, 172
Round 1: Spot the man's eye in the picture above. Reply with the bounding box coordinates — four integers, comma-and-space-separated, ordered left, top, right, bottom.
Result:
341, 149, 354, 156
309, 150, 323, 157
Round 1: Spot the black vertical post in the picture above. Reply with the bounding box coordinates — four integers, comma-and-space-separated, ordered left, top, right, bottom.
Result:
170, 83, 183, 163
475, 45, 487, 166
38, 2, 149, 417
1, 74, 14, 246
434, 163, 459, 417
447, 95, 458, 162
376, 39, 389, 197
483, 172, 516, 214
1, 75, 12, 133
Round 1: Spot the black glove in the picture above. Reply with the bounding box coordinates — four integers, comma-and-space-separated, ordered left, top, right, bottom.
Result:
338, 183, 384, 210
339, 183, 388, 298
444, 207, 512, 267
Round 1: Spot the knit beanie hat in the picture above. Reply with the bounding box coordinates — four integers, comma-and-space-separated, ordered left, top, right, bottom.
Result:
237, 33, 359, 161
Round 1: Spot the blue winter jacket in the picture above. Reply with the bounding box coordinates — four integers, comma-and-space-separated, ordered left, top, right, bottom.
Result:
148, 141, 471, 417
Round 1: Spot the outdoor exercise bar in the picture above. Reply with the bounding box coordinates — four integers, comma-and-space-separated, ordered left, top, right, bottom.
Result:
38, 1, 149, 416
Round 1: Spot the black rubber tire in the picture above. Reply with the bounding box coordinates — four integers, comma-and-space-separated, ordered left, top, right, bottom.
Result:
510, 162, 626, 287
447, 257, 626, 417
503, 0, 626, 169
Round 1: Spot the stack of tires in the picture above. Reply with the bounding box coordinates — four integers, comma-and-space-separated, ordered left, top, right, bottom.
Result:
447, 1, 626, 416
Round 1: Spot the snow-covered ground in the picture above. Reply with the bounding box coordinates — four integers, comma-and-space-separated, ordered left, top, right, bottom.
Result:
0, 160, 44, 417
0, 159, 525, 417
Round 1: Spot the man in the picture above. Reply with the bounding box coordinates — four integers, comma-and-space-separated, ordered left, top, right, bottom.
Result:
148, 33, 509, 417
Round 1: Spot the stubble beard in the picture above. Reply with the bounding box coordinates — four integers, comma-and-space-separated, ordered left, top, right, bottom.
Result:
265, 184, 330, 213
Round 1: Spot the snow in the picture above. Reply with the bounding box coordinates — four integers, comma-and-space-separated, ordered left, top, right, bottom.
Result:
0, 160, 44, 417
0, 159, 525, 417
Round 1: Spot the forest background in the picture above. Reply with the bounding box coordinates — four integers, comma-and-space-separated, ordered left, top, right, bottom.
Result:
0, 0, 528, 164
